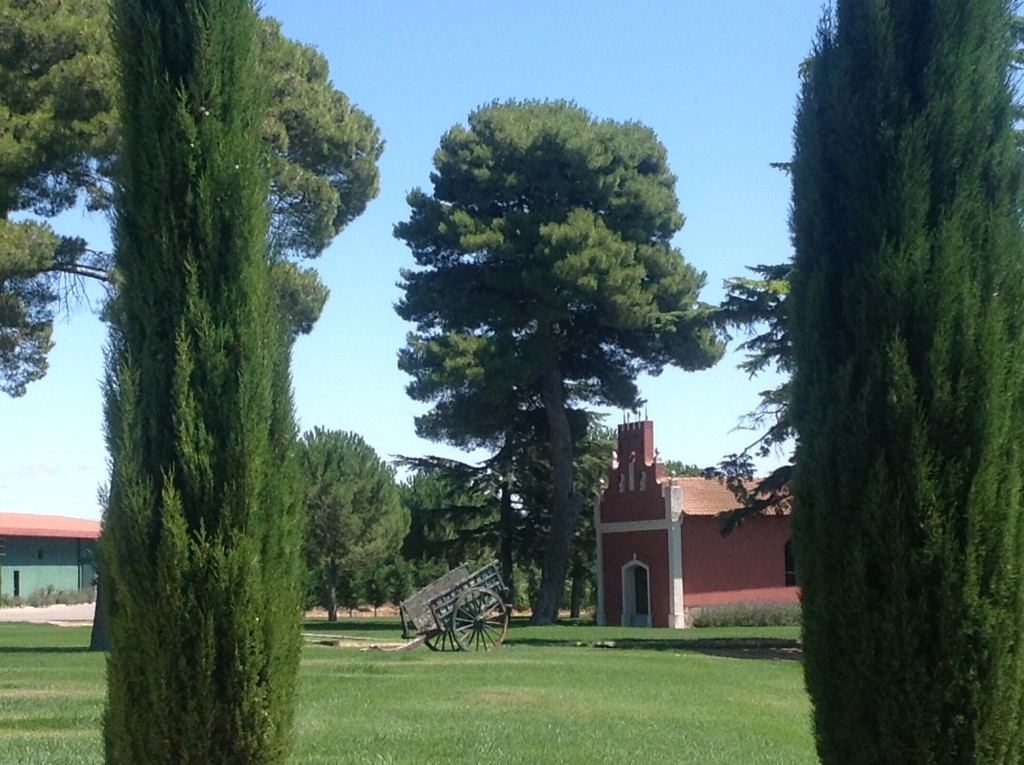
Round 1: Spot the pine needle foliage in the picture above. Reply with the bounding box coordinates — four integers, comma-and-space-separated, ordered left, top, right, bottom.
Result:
299, 428, 408, 623
789, 1, 1024, 762
100, 0, 303, 762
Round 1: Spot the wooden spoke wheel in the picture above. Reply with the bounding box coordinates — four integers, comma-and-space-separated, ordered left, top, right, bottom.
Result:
424, 629, 460, 652
451, 586, 509, 651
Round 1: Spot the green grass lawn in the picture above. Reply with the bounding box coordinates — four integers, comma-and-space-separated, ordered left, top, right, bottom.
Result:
304, 614, 802, 645
0, 620, 814, 764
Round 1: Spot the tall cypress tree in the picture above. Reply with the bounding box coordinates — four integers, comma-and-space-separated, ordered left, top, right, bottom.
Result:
101, 0, 303, 762
790, 1, 1024, 762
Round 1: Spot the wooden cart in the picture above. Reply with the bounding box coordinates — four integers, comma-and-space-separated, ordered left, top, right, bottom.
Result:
398, 560, 510, 651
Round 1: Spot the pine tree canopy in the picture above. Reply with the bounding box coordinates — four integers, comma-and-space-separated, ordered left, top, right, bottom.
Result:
0, 0, 382, 395
300, 428, 408, 621
396, 99, 723, 446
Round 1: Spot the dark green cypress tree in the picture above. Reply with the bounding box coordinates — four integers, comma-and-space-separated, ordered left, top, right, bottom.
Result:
789, 1, 1024, 762
100, 0, 303, 762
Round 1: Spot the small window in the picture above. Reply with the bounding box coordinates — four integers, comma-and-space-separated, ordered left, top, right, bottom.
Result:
784, 540, 797, 587
37, 550, 44, 560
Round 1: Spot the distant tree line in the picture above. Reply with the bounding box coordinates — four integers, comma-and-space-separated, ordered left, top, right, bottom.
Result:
298, 421, 615, 621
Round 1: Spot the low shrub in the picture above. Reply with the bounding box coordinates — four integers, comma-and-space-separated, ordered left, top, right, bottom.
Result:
24, 586, 95, 608
26, 586, 58, 607
689, 600, 801, 628
0, 594, 25, 608
56, 588, 95, 605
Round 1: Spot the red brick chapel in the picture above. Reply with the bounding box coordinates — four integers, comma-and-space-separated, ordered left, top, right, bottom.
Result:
594, 420, 797, 628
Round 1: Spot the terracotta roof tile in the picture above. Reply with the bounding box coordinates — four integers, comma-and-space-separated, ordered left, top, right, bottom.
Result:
662, 476, 791, 517
0, 512, 101, 540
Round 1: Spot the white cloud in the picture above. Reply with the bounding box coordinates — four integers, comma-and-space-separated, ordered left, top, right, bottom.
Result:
14, 463, 91, 479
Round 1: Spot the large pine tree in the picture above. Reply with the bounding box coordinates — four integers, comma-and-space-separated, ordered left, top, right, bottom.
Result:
395, 101, 723, 624
100, 0, 303, 761
790, 1, 1024, 762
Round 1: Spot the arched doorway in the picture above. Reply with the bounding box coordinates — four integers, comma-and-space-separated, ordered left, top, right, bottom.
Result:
621, 561, 651, 627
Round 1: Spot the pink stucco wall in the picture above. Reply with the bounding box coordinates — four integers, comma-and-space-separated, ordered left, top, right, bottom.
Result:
680, 515, 798, 605
600, 529, 670, 627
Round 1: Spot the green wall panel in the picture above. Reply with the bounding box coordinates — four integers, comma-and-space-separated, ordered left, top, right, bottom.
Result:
0, 536, 97, 598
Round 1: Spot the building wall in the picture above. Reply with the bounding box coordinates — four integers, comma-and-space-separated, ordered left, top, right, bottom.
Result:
0, 536, 97, 598
600, 529, 671, 627
680, 515, 797, 606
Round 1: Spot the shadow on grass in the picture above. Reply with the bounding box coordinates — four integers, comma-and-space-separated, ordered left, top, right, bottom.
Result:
503, 636, 801, 660
502, 636, 594, 648
692, 645, 802, 661
302, 618, 401, 634
301, 616, 801, 661
0, 646, 92, 654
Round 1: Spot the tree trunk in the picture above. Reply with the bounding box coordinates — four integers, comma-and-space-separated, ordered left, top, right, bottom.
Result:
325, 566, 338, 623
89, 583, 108, 652
498, 477, 516, 607
569, 564, 583, 620
530, 360, 583, 625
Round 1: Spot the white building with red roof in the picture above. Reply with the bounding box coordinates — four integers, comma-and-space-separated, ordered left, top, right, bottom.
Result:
0, 513, 100, 599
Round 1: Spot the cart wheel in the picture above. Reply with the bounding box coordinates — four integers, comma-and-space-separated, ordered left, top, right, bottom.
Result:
451, 587, 509, 651
424, 630, 459, 652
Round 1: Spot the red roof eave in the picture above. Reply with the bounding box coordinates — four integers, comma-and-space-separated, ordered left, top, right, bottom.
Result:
0, 513, 101, 540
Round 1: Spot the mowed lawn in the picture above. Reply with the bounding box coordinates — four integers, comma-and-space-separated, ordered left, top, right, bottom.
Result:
0, 619, 815, 764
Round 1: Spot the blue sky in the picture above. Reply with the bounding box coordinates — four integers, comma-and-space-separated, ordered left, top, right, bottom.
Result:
0, 1, 824, 521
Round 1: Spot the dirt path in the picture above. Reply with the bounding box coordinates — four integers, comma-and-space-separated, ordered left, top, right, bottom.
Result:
0, 602, 96, 624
